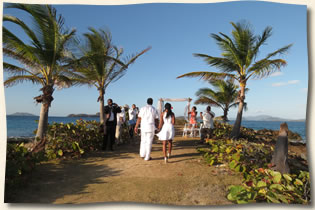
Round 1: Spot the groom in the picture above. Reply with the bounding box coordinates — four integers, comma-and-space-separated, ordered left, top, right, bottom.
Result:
134, 98, 159, 161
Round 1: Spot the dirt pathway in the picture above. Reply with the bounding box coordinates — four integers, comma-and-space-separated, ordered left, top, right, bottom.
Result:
8, 136, 243, 205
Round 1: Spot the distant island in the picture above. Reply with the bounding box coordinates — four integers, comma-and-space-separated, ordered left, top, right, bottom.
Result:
67, 113, 100, 117
8, 112, 37, 117
235, 115, 305, 122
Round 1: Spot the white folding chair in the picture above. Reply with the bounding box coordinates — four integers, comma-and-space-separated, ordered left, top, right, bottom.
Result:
198, 123, 203, 137
182, 123, 188, 137
189, 124, 197, 137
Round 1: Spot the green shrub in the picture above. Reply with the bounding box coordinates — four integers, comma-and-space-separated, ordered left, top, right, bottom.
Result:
197, 137, 309, 204
227, 169, 310, 204
45, 120, 103, 159
5, 143, 45, 190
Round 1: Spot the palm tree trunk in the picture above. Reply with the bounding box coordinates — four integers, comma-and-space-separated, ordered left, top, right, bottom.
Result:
223, 108, 228, 122
35, 85, 54, 139
99, 89, 105, 124
230, 84, 246, 139
36, 103, 49, 139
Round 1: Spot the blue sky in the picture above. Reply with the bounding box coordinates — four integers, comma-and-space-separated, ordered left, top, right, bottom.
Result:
2, 1, 308, 120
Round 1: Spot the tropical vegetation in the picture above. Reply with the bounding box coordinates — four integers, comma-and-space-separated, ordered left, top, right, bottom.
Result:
177, 21, 292, 139
68, 28, 151, 123
3, 3, 77, 139
194, 78, 247, 122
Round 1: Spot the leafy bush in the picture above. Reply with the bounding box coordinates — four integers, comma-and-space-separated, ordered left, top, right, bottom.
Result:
45, 120, 103, 159
5, 143, 45, 190
197, 137, 310, 204
227, 169, 310, 204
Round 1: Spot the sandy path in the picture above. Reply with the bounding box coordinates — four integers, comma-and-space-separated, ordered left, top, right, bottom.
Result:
8, 136, 243, 205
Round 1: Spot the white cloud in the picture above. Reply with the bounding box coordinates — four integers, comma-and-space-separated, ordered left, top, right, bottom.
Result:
287, 80, 300, 84
254, 109, 265, 114
272, 82, 286, 87
270, 72, 284, 77
272, 80, 300, 87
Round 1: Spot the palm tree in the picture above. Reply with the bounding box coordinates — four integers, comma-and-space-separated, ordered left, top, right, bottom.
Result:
3, 3, 77, 139
70, 27, 151, 123
177, 21, 292, 139
195, 79, 247, 122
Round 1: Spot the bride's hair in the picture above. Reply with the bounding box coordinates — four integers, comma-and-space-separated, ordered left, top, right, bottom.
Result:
164, 103, 174, 119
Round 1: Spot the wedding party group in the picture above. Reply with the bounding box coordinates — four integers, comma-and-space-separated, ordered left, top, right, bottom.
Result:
101, 97, 215, 163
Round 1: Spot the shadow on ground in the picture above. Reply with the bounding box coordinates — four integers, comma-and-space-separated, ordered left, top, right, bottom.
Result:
6, 158, 122, 203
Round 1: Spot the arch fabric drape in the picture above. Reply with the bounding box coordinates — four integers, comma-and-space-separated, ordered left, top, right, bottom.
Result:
157, 98, 192, 122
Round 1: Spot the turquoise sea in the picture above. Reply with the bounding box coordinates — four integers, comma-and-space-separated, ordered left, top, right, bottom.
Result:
6, 116, 307, 142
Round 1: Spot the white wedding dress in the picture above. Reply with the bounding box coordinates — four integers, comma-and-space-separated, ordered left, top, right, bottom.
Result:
156, 112, 175, 140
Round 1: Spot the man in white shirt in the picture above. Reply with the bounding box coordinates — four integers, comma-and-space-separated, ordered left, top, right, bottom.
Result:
200, 106, 215, 144
134, 98, 159, 161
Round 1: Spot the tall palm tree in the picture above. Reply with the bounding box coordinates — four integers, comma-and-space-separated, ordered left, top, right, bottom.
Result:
177, 21, 292, 139
195, 79, 247, 122
70, 27, 151, 123
3, 3, 77, 139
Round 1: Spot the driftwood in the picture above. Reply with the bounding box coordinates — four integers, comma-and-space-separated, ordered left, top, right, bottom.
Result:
271, 122, 290, 174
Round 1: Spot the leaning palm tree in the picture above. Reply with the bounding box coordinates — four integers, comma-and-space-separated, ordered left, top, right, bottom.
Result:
177, 21, 292, 139
3, 3, 77, 139
70, 27, 151, 123
195, 79, 247, 122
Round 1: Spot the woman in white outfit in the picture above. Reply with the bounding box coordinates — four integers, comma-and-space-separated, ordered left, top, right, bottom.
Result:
157, 103, 175, 163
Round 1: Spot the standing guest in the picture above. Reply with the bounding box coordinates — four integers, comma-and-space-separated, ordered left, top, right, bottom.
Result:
200, 106, 215, 144
103, 99, 121, 151
134, 98, 159, 161
128, 104, 138, 140
156, 103, 175, 163
115, 106, 125, 145
188, 106, 198, 136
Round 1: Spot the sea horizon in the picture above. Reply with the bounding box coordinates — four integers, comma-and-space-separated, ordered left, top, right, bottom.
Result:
6, 115, 307, 142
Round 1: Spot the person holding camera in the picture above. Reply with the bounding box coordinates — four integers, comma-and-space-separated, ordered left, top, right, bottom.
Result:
103, 98, 121, 151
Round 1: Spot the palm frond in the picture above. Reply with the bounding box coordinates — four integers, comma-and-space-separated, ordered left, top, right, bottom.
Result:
4, 75, 44, 87
3, 62, 38, 77
265, 44, 293, 59
194, 96, 222, 108
3, 15, 41, 49
177, 71, 236, 82
247, 59, 287, 80
194, 53, 240, 73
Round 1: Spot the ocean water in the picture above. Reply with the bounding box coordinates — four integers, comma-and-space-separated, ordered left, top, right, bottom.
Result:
6, 116, 99, 138
229, 120, 306, 141
5, 116, 307, 141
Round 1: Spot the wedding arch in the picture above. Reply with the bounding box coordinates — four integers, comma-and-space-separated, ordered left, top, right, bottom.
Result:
157, 98, 192, 122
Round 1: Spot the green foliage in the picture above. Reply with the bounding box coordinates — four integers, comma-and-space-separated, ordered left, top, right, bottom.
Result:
227, 170, 310, 204
5, 143, 45, 189
45, 120, 103, 159
197, 134, 310, 204
5, 120, 103, 201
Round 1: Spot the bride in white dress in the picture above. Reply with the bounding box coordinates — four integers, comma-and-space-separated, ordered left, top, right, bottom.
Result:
156, 103, 175, 163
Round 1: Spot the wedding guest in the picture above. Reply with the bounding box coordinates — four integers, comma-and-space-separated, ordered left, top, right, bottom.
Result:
115, 106, 125, 145
188, 106, 198, 136
200, 106, 215, 144
128, 104, 138, 140
103, 99, 121, 151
